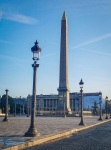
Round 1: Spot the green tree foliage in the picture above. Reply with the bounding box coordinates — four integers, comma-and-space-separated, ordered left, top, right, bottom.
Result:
0, 95, 14, 114
0, 95, 27, 114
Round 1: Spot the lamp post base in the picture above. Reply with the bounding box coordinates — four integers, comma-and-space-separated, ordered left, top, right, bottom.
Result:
98, 118, 103, 121
3, 116, 8, 122
98, 116, 103, 121
24, 127, 40, 137
79, 120, 85, 126
105, 116, 108, 119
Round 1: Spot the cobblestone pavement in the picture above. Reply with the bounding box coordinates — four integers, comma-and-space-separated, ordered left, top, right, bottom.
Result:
0, 115, 110, 149
25, 121, 111, 150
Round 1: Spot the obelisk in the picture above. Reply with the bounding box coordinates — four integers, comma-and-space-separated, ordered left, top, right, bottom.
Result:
57, 11, 71, 114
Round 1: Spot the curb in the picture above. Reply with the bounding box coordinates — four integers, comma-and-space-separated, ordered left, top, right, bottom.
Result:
4, 119, 111, 150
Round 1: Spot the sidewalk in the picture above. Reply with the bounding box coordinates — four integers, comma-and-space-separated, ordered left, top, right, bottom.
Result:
0, 116, 110, 150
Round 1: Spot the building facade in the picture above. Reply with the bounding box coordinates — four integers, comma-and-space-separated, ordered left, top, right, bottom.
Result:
13, 92, 105, 115
25, 92, 105, 115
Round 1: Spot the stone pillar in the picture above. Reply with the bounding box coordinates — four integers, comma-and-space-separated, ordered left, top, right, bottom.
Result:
46, 99, 47, 111
57, 11, 71, 114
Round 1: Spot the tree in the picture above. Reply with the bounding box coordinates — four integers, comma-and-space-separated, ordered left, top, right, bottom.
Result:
0, 95, 14, 114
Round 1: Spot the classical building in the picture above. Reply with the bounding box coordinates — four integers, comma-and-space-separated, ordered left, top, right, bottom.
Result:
14, 92, 105, 116
34, 92, 105, 115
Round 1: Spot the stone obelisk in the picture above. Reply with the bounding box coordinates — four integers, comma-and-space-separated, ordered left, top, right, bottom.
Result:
57, 11, 71, 114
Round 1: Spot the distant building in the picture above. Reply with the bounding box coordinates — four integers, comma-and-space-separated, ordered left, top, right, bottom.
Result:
25, 92, 105, 115
13, 97, 27, 106
83, 93, 105, 110
13, 92, 105, 115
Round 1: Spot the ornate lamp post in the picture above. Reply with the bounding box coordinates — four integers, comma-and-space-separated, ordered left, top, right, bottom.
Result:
22, 103, 24, 115
59, 93, 66, 117
20, 107, 21, 116
27, 95, 30, 117
14, 96, 17, 117
98, 92, 102, 121
2, 108, 4, 114
3, 89, 9, 122
105, 96, 108, 119
14, 102, 16, 117
109, 100, 111, 119
79, 79, 85, 125
25, 40, 41, 137
63, 93, 66, 118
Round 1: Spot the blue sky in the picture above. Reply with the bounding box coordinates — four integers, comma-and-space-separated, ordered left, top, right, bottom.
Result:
0, 0, 111, 99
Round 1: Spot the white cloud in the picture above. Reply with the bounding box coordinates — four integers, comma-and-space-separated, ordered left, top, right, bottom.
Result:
80, 48, 111, 56
5, 13, 38, 24
72, 33, 111, 49
0, 11, 38, 24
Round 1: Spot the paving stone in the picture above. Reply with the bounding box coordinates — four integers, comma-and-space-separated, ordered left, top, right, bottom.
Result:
25, 121, 111, 150
0, 115, 110, 149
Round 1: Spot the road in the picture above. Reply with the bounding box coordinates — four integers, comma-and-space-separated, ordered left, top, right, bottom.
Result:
25, 121, 111, 150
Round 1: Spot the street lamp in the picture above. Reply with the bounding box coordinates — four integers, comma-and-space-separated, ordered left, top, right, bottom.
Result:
22, 103, 24, 115
14, 102, 16, 117
14, 96, 17, 117
109, 100, 111, 119
25, 40, 41, 137
20, 107, 21, 116
59, 93, 66, 117
2, 108, 4, 114
63, 93, 66, 118
105, 96, 108, 119
3, 89, 9, 122
27, 95, 30, 117
98, 92, 102, 121
79, 79, 85, 125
